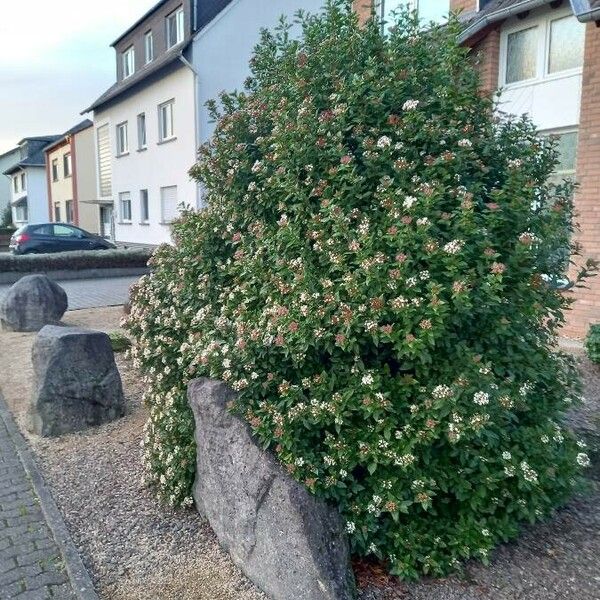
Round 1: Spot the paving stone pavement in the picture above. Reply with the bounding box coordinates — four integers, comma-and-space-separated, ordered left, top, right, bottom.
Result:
0, 276, 139, 310
0, 417, 76, 599
0, 396, 97, 600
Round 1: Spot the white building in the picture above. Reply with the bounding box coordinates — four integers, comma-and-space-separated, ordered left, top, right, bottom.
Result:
85, 0, 326, 247
3, 136, 61, 227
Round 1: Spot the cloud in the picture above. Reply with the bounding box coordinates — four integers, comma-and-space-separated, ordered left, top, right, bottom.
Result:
0, 0, 156, 153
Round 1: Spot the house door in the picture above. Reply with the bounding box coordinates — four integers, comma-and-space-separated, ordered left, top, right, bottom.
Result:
100, 206, 114, 240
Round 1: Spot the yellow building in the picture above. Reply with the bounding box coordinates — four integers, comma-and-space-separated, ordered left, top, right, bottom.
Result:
45, 120, 101, 234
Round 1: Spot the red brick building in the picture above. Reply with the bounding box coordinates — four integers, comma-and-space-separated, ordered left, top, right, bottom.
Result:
353, 0, 600, 338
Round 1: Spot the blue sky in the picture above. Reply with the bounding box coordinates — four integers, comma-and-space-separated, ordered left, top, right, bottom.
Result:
0, 0, 157, 153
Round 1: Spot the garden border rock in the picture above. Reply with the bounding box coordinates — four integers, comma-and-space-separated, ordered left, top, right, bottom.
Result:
188, 378, 357, 600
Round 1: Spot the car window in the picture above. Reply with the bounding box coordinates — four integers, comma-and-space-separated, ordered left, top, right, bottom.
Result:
53, 224, 78, 237
30, 224, 52, 236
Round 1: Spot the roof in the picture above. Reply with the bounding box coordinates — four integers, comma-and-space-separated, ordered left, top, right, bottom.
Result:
44, 120, 93, 153
0, 146, 19, 162
82, 47, 188, 114
111, 0, 171, 47
84, 0, 234, 114
458, 0, 599, 44
3, 136, 61, 176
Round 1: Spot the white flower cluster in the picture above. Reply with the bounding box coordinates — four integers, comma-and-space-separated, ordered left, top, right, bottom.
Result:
473, 391, 490, 406
402, 99, 419, 111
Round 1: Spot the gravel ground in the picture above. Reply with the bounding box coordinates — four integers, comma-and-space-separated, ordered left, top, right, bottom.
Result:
0, 307, 266, 600
0, 308, 598, 599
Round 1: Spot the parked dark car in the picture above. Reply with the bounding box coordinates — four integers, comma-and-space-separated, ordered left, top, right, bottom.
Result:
9, 223, 116, 255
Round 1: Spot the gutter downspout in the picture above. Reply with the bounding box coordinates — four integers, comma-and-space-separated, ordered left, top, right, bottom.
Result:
178, 52, 202, 210
570, 0, 600, 22
458, 0, 554, 43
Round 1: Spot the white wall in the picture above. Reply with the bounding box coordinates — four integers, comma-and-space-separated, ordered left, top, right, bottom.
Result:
191, 0, 326, 146
10, 167, 49, 226
94, 64, 198, 246
496, 6, 583, 133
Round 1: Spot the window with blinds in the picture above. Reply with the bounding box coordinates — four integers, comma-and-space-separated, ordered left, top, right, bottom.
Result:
96, 125, 112, 198
160, 185, 179, 223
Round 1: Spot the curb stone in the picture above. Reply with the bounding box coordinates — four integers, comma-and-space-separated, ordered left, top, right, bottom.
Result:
0, 392, 99, 600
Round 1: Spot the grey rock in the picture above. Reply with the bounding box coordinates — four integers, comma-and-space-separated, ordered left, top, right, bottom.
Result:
188, 378, 356, 600
30, 326, 125, 437
0, 275, 68, 332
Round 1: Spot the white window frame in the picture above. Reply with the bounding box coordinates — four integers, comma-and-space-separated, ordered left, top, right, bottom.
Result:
116, 122, 129, 156
144, 31, 154, 64
166, 6, 184, 48
137, 113, 147, 150
499, 8, 585, 89
51, 159, 59, 182
119, 191, 132, 223
65, 199, 74, 223
140, 189, 150, 223
542, 127, 579, 180
20, 172, 26, 191
13, 175, 19, 193
158, 100, 175, 142
63, 153, 72, 178
160, 185, 179, 224
122, 45, 135, 79
14, 201, 28, 223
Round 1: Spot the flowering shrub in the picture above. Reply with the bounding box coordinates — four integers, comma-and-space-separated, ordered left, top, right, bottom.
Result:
125, 2, 592, 579
585, 324, 600, 364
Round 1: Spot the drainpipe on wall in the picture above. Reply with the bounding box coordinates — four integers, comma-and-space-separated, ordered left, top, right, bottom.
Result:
570, 0, 600, 22
178, 52, 202, 210
44, 152, 53, 223
70, 135, 80, 226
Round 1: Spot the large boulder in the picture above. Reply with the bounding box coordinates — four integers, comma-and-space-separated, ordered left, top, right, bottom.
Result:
30, 326, 125, 437
0, 274, 68, 332
188, 378, 356, 600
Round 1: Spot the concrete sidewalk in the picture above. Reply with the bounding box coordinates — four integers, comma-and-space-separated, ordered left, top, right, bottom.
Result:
0, 276, 139, 310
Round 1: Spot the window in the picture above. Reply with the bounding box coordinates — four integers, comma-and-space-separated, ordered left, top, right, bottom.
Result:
160, 185, 178, 223
140, 189, 150, 223
122, 46, 135, 78
166, 7, 184, 48
119, 192, 132, 222
502, 14, 585, 86
116, 122, 129, 156
65, 200, 74, 223
378, 1, 448, 25
137, 113, 147, 150
545, 130, 578, 182
158, 100, 175, 141
144, 31, 154, 64
97, 124, 112, 197
14, 201, 28, 223
20, 173, 26, 191
54, 224, 79, 237
63, 153, 72, 178
54, 203, 61, 222
52, 159, 59, 181
548, 16, 585, 74
13, 176, 18, 193
505, 26, 538, 84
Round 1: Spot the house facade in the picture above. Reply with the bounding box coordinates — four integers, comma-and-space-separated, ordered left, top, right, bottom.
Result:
353, 0, 600, 338
2, 136, 60, 228
44, 120, 101, 235
450, 0, 600, 338
84, 0, 208, 247
85, 0, 330, 247
0, 147, 20, 222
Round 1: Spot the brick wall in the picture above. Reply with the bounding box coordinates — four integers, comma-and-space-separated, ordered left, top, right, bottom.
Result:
469, 27, 501, 95
563, 22, 600, 338
450, 0, 477, 12
353, 0, 374, 24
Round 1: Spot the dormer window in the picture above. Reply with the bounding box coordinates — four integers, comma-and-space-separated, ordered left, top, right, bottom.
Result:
122, 46, 135, 78
145, 31, 154, 64
166, 7, 184, 48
